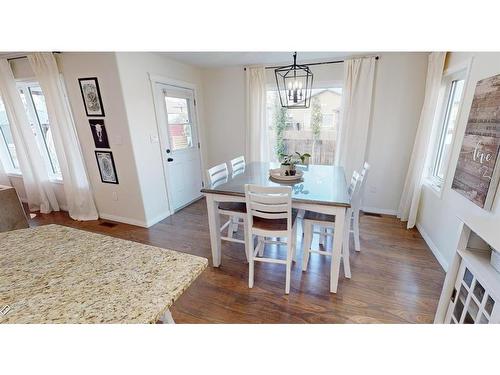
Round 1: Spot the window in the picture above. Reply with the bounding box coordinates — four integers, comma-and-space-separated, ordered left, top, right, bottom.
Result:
428, 71, 465, 190
0, 96, 20, 173
266, 87, 342, 164
164, 96, 194, 151
18, 82, 62, 179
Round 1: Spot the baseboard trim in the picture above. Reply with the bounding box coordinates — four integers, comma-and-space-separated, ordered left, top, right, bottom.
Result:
362, 206, 397, 216
416, 223, 449, 271
145, 211, 172, 227
99, 213, 149, 228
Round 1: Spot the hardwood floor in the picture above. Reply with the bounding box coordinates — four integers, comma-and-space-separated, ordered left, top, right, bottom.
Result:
30, 198, 445, 323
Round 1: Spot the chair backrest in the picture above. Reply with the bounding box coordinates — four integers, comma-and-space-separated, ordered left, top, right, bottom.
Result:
347, 170, 364, 211
207, 163, 228, 187
359, 162, 370, 188
245, 184, 292, 232
230, 155, 245, 174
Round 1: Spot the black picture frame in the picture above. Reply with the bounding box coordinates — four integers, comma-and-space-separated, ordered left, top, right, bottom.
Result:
95, 151, 118, 184
89, 119, 110, 149
78, 77, 105, 117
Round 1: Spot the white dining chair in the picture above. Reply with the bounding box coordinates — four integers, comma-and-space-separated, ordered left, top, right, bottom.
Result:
207, 163, 248, 261
319, 161, 371, 252
352, 162, 370, 251
245, 184, 298, 294
301, 171, 362, 279
230, 155, 245, 175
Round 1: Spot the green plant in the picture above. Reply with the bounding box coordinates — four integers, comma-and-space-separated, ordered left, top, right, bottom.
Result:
273, 94, 288, 158
295, 152, 311, 164
310, 96, 322, 140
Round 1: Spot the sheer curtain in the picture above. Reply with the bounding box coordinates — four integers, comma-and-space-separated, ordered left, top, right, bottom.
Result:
0, 159, 10, 186
28, 53, 98, 221
398, 52, 446, 229
335, 57, 376, 179
245, 66, 269, 162
0, 59, 59, 213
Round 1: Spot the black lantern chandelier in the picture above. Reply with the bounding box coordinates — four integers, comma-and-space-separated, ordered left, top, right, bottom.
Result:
274, 52, 313, 109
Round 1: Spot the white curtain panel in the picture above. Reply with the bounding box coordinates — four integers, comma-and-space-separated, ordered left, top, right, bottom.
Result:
398, 52, 446, 229
0, 59, 59, 213
336, 57, 376, 180
28, 53, 98, 221
245, 66, 269, 163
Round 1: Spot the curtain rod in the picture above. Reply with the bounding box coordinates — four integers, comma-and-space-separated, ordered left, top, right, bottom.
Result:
244, 55, 379, 71
6, 52, 61, 61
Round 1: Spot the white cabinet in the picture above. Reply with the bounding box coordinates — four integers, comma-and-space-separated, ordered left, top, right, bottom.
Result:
435, 221, 500, 324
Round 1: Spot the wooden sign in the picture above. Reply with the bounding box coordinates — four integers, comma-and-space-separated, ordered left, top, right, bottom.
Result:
452, 73, 500, 210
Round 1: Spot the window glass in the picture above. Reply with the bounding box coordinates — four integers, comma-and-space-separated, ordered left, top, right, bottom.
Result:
433, 78, 465, 182
18, 83, 61, 179
164, 96, 193, 150
266, 88, 342, 164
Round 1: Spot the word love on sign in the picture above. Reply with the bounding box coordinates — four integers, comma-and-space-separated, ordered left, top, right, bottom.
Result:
452, 73, 500, 210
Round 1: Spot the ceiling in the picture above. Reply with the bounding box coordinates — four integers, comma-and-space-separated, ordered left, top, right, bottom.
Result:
160, 52, 368, 68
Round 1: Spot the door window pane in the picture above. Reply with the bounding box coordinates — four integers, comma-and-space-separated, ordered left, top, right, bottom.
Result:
164, 96, 193, 151
0, 96, 20, 171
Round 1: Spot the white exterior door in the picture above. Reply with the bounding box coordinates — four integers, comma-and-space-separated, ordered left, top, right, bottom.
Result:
155, 83, 203, 212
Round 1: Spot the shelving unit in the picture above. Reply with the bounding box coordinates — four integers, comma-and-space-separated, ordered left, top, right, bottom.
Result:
434, 221, 500, 324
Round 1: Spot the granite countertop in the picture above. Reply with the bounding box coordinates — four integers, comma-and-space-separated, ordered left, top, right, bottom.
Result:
0, 224, 207, 323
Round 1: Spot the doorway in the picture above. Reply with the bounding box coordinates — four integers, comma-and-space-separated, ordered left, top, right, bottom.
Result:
154, 82, 203, 212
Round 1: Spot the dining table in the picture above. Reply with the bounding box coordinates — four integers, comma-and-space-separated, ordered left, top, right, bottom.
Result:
201, 162, 351, 293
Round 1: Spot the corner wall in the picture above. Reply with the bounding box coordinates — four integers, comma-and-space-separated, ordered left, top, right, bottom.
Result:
115, 52, 207, 225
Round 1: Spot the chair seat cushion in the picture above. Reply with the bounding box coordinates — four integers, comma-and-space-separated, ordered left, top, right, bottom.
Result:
303, 210, 336, 223
252, 209, 298, 231
218, 202, 247, 213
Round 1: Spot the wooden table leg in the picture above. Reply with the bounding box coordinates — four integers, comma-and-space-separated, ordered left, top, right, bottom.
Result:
330, 207, 346, 293
205, 194, 222, 267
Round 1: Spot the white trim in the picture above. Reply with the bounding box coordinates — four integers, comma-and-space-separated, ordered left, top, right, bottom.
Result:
144, 210, 172, 228
98, 213, 149, 228
416, 222, 449, 271
361, 206, 397, 216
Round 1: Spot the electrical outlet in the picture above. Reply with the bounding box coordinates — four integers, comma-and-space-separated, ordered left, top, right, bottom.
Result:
112, 192, 118, 201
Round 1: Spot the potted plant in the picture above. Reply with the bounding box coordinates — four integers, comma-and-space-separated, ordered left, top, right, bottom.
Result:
295, 152, 311, 165
279, 153, 299, 176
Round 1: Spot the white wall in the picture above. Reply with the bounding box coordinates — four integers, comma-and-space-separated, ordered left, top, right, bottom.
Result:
417, 52, 500, 270
202, 66, 246, 166
364, 52, 428, 214
56, 52, 148, 226
201, 53, 428, 215
115, 52, 207, 225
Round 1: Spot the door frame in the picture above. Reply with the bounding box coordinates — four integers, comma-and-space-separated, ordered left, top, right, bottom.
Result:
149, 73, 207, 214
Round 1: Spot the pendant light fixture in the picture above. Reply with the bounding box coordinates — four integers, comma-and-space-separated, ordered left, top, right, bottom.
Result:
274, 52, 313, 109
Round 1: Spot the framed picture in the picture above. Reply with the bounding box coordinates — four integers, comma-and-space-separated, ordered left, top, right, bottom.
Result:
89, 119, 110, 149
95, 151, 118, 184
452, 73, 500, 210
78, 77, 105, 117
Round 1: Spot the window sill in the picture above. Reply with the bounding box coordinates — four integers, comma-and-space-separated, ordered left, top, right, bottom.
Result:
6, 172, 63, 185
424, 179, 443, 199
7, 172, 22, 178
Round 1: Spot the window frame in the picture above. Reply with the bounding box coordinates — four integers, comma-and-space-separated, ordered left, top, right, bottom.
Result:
0, 97, 22, 175
17, 80, 63, 181
426, 65, 468, 195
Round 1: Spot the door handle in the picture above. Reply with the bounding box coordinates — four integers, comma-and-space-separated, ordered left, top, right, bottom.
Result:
167, 158, 174, 162
166, 149, 171, 154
